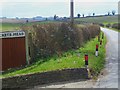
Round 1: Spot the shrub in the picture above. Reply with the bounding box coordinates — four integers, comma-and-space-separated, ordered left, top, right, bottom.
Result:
99, 23, 104, 27
106, 23, 111, 28
112, 23, 120, 30
21, 23, 100, 63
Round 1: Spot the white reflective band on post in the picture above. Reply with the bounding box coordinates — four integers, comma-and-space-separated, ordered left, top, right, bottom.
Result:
0, 31, 25, 38
95, 51, 98, 56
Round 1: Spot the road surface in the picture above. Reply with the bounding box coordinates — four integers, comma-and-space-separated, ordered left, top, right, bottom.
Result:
28, 28, 119, 89
93, 28, 119, 88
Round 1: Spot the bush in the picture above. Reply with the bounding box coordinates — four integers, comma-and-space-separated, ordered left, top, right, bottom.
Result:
106, 23, 111, 28
99, 23, 104, 27
112, 23, 120, 30
21, 23, 100, 63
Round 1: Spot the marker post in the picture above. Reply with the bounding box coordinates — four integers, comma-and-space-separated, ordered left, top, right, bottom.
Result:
95, 44, 99, 57
98, 35, 100, 42
85, 54, 88, 68
100, 40, 102, 47
102, 32, 104, 39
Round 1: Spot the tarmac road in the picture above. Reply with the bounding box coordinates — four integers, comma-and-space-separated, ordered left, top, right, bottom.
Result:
28, 28, 119, 89
93, 28, 119, 88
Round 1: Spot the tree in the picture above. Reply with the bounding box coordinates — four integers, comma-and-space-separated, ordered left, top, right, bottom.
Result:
77, 14, 81, 18
26, 20, 28, 23
108, 12, 110, 16
82, 14, 84, 17
54, 14, 57, 20
112, 10, 116, 15
93, 13, 95, 16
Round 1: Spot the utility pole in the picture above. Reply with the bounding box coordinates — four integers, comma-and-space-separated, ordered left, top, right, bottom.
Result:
70, 0, 74, 27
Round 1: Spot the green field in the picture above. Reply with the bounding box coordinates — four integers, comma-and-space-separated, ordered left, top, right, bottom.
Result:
1, 15, 118, 31
0, 23, 22, 31
1, 32, 106, 78
75, 15, 119, 32
75, 15, 118, 24
0, 21, 58, 32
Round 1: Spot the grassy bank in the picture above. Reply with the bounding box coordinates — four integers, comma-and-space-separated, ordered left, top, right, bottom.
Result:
1, 31, 106, 78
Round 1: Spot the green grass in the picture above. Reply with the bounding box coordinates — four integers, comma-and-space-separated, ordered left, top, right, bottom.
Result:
0, 23, 22, 31
1, 15, 118, 32
75, 15, 118, 24
1, 31, 107, 78
1, 21, 59, 32
75, 15, 119, 32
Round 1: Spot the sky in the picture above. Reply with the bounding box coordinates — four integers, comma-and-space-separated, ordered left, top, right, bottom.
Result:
0, 0, 119, 18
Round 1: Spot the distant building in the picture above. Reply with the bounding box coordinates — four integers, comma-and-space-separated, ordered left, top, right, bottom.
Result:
33, 16, 46, 21
16, 17, 19, 19
46, 17, 54, 21
2, 17, 7, 19
20, 18, 29, 20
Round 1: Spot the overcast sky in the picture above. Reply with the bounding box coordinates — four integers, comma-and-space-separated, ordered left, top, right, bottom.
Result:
0, 0, 119, 18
